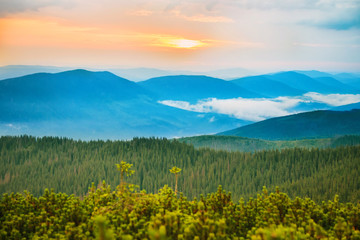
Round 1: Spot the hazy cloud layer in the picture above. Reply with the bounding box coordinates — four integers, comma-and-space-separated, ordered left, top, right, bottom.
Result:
305, 92, 360, 106
160, 97, 301, 121
160, 93, 360, 121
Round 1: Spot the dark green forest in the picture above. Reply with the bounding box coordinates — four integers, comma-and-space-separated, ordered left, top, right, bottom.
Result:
178, 135, 360, 152
219, 109, 360, 140
1, 135, 359, 203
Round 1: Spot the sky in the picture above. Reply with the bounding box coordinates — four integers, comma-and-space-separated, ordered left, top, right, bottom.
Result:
0, 0, 360, 72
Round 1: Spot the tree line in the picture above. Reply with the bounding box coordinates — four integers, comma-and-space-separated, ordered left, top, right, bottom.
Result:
0, 135, 359, 202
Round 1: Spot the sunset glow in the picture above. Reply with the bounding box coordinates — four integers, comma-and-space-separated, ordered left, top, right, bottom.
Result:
0, 0, 359, 71
162, 38, 206, 49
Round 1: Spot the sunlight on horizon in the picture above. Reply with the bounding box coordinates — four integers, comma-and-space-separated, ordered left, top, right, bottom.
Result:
151, 37, 208, 49
166, 39, 205, 49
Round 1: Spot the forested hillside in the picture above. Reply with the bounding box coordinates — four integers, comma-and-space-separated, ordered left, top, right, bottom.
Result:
178, 135, 360, 152
219, 109, 360, 140
1, 136, 359, 203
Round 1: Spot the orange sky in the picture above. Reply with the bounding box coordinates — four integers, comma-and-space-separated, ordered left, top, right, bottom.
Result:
0, 0, 359, 72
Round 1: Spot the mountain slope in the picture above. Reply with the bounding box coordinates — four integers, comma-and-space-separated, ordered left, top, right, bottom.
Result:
138, 75, 263, 102
0, 69, 149, 101
267, 71, 349, 94
179, 135, 360, 152
218, 109, 360, 140
231, 76, 305, 97
0, 69, 150, 121
298, 71, 360, 90
314, 77, 359, 93
295, 70, 334, 78
0, 65, 71, 80
332, 102, 360, 111
0, 70, 243, 139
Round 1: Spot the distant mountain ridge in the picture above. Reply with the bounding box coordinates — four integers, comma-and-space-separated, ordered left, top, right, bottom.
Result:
0, 65, 256, 82
0, 69, 243, 139
138, 75, 263, 102
296, 70, 360, 90
230, 71, 359, 98
267, 71, 354, 94
218, 109, 360, 140
0, 69, 149, 101
1, 68, 360, 139
0, 69, 150, 121
231, 75, 306, 97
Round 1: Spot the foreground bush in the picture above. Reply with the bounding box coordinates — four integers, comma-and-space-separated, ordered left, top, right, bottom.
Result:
1, 184, 359, 239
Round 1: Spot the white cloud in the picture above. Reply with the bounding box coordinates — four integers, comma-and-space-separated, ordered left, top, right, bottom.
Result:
226, 0, 359, 11
171, 10, 233, 23
304, 92, 360, 106
160, 97, 302, 121
160, 93, 360, 121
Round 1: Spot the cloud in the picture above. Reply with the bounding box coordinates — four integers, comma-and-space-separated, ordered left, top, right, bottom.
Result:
1, 0, 359, 71
227, 0, 359, 11
171, 10, 233, 23
230, 0, 315, 10
160, 97, 301, 121
128, 9, 153, 16
293, 42, 340, 48
0, 0, 74, 17
304, 10, 360, 30
317, 17, 360, 30
159, 93, 360, 121
300, 0, 360, 30
304, 92, 360, 106
182, 14, 233, 23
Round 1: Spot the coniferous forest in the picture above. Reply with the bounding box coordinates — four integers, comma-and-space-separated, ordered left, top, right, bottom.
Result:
1, 135, 359, 203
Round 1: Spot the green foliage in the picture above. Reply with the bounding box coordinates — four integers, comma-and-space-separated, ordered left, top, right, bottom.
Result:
94, 215, 115, 240
116, 161, 135, 192
169, 167, 182, 174
1, 135, 360, 203
1, 186, 359, 239
116, 161, 135, 177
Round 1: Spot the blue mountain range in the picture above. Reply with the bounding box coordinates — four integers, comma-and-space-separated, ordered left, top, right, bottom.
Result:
0, 70, 245, 139
138, 75, 263, 102
0, 67, 359, 139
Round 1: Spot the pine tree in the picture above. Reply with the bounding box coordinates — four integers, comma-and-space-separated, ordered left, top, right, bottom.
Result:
169, 166, 182, 195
